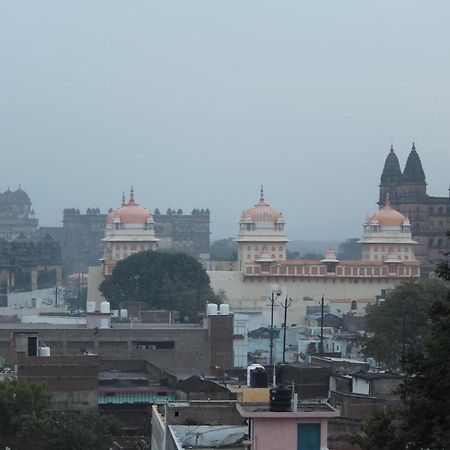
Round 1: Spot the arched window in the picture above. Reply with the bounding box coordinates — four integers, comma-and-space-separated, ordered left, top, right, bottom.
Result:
429, 238, 434, 248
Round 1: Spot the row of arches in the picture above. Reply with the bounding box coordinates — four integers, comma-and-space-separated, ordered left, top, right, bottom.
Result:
429, 238, 450, 248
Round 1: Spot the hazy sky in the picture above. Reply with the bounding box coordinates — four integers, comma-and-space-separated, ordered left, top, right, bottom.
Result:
1, 1, 449, 240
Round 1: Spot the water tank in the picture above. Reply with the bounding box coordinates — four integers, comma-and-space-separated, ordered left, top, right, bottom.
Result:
270, 385, 292, 412
219, 304, 230, 315
100, 301, 110, 314
86, 301, 96, 313
250, 367, 268, 388
207, 303, 218, 316
38, 346, 51, 357
111, 310, 119, 318
120, 309, 128, 319
247, 364, 264, 387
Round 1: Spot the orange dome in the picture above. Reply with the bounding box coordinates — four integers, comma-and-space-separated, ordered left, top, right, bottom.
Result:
107, 188, 152, 225
240, 186, 284, 223
371, 195, 406, 227
117, 204, 151, 224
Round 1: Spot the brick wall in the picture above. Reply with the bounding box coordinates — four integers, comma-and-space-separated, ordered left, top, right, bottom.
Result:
17, 355, 99, 411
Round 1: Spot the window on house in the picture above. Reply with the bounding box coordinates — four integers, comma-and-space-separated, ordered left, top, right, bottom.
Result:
133, 341, 175, 350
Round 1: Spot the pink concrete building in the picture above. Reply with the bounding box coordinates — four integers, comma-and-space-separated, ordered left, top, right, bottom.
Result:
237, 402, 339, 450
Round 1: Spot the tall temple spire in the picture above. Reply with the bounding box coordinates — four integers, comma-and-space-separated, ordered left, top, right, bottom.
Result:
121, 192, 126, 206
403, 142, 426, 183
259, 184, 265, 204
129, 186, 136, 205
380, 144, 403, 184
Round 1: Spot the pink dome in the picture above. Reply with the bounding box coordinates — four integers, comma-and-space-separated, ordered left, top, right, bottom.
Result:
107, 188, 152, 225
368, 194, 406, 227
240, 186, 284, 223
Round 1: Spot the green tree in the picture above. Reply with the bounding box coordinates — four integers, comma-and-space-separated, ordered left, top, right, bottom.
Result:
337, 238, 361, 260
210, 238, 237, 261
299, 252, 322, 260
0, 378, 50, 449
99, 251, 217, 319
361, 279, 448, 370
436, 230, 450, 281
45, 412, 120, 450
355, 248, 450, 449
356, 288, 450, 449
286, 249, 301, 259
0, 379, 120, 450
353, 410, 405, 450
396, 291, 450, 448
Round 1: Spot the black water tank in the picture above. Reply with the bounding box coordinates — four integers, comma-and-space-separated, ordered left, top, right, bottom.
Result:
270, 385, 292, 412
250, 367, 268, 388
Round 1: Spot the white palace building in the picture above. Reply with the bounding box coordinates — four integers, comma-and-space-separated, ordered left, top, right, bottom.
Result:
207, 187, 419, 328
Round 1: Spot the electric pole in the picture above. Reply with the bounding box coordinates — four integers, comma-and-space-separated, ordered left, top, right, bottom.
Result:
269, 291, 276, 367
268, 287, 281, 385
281, 296, 293, 363
319, 294, 326, 356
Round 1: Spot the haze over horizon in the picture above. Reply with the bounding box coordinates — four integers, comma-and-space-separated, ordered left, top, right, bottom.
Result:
1, 1, 449, 241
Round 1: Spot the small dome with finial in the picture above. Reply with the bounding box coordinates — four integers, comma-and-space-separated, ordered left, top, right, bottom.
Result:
107, 187, 152, 225
240, 185, 284, 224
367, 193, 407, 227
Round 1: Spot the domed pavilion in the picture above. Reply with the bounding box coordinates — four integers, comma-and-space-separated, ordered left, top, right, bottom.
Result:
236, 186, 288, 267
102, 188, 159, 276
359, 194, 417, 263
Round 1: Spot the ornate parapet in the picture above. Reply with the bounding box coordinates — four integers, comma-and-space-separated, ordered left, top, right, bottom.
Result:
242, 260, 420, 279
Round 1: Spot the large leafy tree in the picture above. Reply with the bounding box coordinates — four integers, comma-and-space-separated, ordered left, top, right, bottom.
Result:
397, 292, 450, 448
355, 242, 450, 449
0, 378, 50, 449
210, 238, 237, 261
337, 238, 361, 260
361, 279, 448, 370
356, 287, 450, 450
0, 379, 119, 450
99, 251, 216, 319
436, 230, 450, 281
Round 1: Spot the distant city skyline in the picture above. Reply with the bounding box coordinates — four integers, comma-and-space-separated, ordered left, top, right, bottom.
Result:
1, 2, 449, 240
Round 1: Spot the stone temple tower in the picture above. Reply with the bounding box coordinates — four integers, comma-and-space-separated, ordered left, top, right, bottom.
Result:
378, 143, 450, 277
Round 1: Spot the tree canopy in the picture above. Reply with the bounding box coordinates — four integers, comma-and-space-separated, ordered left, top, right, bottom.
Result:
0, 378, 119, 450
436, 230, 450, 281
361, 279, 448, 370
355, 243, 450, 449
356, 286, 450, 449
99, 251, 217, 319
337, 238, 361, 260
210, 238, 237, 261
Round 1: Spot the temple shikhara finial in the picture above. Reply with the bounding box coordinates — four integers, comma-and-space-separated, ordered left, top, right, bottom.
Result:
121, 192, 126, 206
129, 186, 135, 205
385, 192, 391, 207
259, 184, 265, 204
